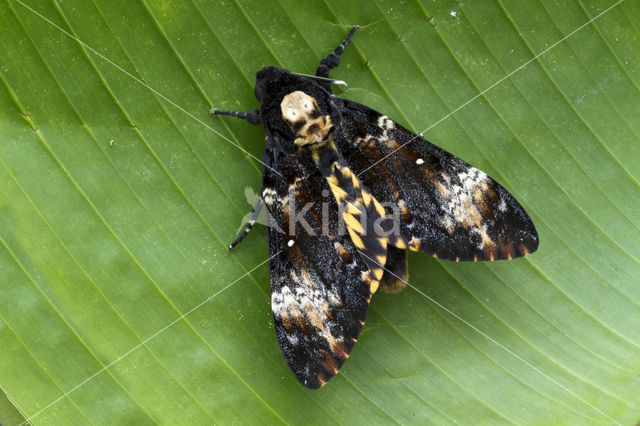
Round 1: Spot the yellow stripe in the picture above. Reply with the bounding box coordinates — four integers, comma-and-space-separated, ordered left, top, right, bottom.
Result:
361, 191, 371, 205
372, 196, 386, 217
344, 212, 364, 235
346, 202, 362, 215
348, 228, 365, 249
372, 267, 383, 281
329, 182, 348, 204
393, 238, 407, 249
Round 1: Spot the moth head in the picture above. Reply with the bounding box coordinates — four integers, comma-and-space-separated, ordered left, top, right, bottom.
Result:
254, 66, 337, 150
254, 66, 293, 103
280, 91, 333, 148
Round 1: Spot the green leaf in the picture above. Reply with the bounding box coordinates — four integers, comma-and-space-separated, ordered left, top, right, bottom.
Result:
1, 0, 639, 424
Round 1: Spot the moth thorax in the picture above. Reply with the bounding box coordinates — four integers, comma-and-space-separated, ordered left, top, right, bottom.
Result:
280, 90, 333, 147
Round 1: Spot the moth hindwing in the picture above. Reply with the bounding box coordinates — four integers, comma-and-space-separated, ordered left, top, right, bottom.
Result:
212, 26, 539, 389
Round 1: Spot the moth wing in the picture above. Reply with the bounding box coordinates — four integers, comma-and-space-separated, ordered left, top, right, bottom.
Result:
336, 99, 539, 262
262, 145, 373, 389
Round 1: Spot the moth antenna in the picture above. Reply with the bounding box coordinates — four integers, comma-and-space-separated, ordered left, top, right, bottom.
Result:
291, 73, 347, 86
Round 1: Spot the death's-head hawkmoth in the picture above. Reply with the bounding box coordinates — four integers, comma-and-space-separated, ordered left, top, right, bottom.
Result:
212, 26, 538, 389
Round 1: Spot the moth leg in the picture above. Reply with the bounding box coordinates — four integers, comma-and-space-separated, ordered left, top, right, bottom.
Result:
211, 108, 260, 125
379, 245, 408, 293
228, 197, 264, 250
315, 25, 359, 80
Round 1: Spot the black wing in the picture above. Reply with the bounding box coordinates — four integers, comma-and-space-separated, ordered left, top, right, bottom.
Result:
261, 143, 374, 389
335, 99, 539, 262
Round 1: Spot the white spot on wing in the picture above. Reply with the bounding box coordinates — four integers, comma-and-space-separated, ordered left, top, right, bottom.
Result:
327, 289, 341, 307
416, 158, 424, 165
377, 115, 395, 136
271, 285, 290, 317
439, 167, 494, 232
441, 215, 455, 235
262, 188, 277, 206
287, 239, 295, 247
286, 334, 299, 345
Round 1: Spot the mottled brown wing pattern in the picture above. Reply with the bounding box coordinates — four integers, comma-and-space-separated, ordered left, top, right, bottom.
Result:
262, 145, 372, 389
337, 99, 539, 262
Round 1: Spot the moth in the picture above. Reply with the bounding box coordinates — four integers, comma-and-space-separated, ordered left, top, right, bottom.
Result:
212, 26, 538, 389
